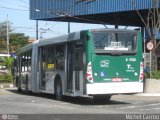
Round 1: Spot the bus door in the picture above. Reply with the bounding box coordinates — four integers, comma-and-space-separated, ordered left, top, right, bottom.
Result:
17, 55, 22, 89
39, 47, 46, 90
67, 41, 84, 96
67, 43, 74, 92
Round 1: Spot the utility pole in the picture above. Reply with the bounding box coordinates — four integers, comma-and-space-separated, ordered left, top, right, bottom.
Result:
6, 14, 9, 55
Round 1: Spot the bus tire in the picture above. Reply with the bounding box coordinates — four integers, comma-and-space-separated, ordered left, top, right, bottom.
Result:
18, 88, 22, 92
55, 78, 63, 101
25, 75, 29, 93
93, 95, 111, 102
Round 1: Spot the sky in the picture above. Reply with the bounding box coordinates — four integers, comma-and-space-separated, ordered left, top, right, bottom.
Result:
0, 0, 138, 39
0, 0, 105, 39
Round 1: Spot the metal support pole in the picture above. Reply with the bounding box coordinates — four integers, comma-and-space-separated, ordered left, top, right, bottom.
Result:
68, 22, 70, 33
36, 20, 39, 40
143, 27, 146, 68
150, 50, 152, 78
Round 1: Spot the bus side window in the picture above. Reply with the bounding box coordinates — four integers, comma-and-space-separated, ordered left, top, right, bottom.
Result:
22, 54, 25, 72
74, 41, 83, 70
47, 46, 55, 70
41, 47, 47, 71
24, 52, 28, 72
28, 51, 32, 71
55, 45, 64, 70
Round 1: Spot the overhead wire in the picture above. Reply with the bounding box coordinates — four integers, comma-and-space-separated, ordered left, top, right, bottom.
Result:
0, 0, 108, 37
32, 0, 108, 29
0, 5, 28, 11
0, 0, 107, 28
16, 0, 29, 4
0, 0, 29, 11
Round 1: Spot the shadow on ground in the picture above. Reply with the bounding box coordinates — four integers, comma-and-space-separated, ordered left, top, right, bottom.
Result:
6, 88, 130, 106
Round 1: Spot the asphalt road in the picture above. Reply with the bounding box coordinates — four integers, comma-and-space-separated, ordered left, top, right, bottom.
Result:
0, 88, 160, 120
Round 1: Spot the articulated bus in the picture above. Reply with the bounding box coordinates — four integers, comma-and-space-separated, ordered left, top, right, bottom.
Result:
16, 29, 143, 101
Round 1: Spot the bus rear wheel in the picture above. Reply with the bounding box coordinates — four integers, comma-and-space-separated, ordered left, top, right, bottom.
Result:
93, 95, 112, 102
55, 79, 63, 101
18, 88, 22, 92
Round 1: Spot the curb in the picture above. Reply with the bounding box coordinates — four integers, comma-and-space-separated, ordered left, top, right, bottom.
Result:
0, 84, 14, 89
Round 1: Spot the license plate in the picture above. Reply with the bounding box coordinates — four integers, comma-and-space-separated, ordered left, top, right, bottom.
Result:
112, 78, 122, 82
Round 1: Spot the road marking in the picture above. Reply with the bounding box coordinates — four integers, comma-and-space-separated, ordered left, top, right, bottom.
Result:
132, 102, 144, 104
96, 106, 104, 108
118, 106, 141, 109
144, 103, 160, 106
117, 102, 160, 111
140, 108, 160, 111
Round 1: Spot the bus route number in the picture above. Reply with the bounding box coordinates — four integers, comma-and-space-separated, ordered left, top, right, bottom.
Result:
126, 58, 136, 62
111, 42, 121, 47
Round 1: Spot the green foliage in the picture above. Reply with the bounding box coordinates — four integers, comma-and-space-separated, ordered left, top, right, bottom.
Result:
144, 72, 150, 79
150, 71, 160, 79
0, 56, 5, 65
0, 21, 12, 38
145, 70, 160, 79
3, 57, 14, 73
0, 73, 13, 83
0, 21, 12, 54
0, 21, 29, 53
9, 33, 29, 52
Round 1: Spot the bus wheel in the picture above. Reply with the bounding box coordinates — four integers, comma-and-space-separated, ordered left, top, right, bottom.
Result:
25, 76, 29, 93
55, 79, 63, 101
93, 95, 111, 102
18, 88, 22, 92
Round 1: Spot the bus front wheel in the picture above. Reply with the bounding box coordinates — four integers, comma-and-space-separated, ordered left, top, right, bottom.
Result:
55, 79, 63, 101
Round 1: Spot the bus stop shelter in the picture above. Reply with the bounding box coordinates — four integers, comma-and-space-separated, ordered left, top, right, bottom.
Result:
30, 0, 160, 27
29, 0, 160, 70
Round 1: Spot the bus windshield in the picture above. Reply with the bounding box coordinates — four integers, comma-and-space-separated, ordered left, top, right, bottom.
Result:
93, 31, 137, 53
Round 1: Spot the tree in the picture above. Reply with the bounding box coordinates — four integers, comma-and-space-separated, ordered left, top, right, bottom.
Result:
0, 56, 5, 66
0, 21, 12, 37
0, 21, 12, 53
3, 57, 14, 73
9, 33, 29, 52
133, 0, 160, 71
0, 21, 29, 53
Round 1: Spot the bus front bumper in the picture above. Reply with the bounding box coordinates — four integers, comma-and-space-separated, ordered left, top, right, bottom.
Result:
86, 82, 143, 95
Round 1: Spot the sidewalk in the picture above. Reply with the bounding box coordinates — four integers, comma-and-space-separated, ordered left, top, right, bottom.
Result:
0, 84, 14, 89
135, 93, 160, 96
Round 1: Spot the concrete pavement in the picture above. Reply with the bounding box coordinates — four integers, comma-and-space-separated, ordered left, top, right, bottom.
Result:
0, 84, 14, 89
1, 86, 160, 96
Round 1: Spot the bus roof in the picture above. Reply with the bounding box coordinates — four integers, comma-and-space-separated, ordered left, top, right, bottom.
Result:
17, 43, 33, 55
91, 28, 139, 33
38, 31, 80, 46
17, 28, 139, 54
38, 29, 139, 47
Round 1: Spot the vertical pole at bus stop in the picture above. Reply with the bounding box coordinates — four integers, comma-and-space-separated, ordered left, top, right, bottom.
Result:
150, 51, 152, 78
68, 22, 70, 33
36, 20, 39, 40
143, 28, 146, 68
